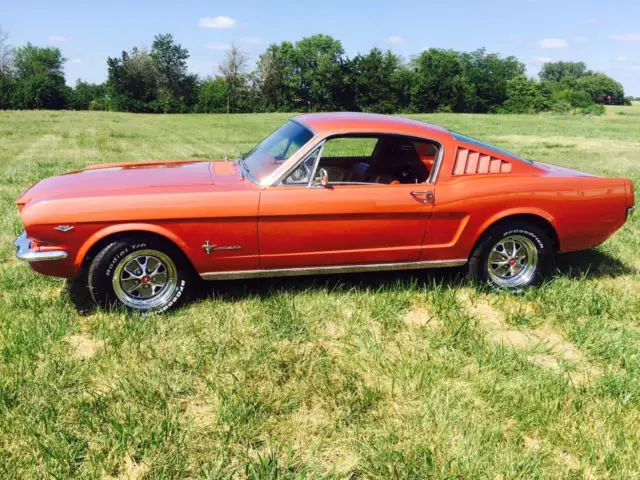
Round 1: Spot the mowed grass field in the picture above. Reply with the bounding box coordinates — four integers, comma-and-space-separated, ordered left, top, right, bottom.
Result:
1, 107, 640, 479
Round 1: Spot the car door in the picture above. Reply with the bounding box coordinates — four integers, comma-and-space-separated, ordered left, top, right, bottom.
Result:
257, 137, 435, 269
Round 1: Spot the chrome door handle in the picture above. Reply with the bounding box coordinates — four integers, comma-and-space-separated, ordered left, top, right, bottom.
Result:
410, 191, 434, 204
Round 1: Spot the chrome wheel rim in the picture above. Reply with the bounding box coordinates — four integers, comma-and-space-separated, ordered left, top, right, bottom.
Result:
486, 235, 538, 288
112, 249, 178, 310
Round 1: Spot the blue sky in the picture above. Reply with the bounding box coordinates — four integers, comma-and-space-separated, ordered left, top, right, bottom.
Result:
2, 0, 640, 95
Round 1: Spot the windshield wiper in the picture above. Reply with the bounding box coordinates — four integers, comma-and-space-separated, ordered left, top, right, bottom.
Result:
237, 157, 250, 181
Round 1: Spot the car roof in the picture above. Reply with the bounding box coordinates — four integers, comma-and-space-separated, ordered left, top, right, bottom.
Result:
294, 112, 450, 139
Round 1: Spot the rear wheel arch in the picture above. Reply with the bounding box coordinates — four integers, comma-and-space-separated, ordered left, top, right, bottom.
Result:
472, 213, 560, 256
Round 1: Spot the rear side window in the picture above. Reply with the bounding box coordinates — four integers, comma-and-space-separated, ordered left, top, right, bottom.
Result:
321, 137, 379, 159
452, 132, 532, 164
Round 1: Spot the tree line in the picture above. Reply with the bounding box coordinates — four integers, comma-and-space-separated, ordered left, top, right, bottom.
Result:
0, 28, 633, 115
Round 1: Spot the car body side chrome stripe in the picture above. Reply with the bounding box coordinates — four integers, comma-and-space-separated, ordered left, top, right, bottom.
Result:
200, 258, 467, 281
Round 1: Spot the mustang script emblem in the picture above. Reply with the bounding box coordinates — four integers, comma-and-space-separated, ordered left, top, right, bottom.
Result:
202, 241, 242, 255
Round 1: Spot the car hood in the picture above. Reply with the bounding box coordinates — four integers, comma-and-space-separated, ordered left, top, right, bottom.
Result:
17, 160, 245, 205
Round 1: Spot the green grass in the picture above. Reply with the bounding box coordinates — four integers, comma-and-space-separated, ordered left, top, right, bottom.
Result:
1, 106, 640, 479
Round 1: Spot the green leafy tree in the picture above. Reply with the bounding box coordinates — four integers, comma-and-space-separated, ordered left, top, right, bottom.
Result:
240, 72, 266, 112
151, 34, 188, 93
195, 77, 228, 113
259, 35, 347, 112
294, 34, 346, 111
411, 48, 472, 112
256, 42, 299, 111
150, 33, 197, 112
349, 48, 402, 113
0, 26, 16, 108
502, 75, 547, 113
218, 44, 249, 114
0, 29, 628, 114
576, 72, 625, 104
69, 80, 106, 110
14, 43, 65, 78
539, 61, 588, 83
390, 66, 414, 112
13, 43, 68, 109
461, 49, 525, 112
106, 47, 157, 111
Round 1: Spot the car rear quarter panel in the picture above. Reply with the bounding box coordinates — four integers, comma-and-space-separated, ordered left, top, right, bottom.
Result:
424, 145, 628, 261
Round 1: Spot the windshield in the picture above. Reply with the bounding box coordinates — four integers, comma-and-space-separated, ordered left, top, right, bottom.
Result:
242, 120, 314, 182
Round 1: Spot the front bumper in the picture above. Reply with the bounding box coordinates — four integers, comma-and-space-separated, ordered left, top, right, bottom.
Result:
14, 231, 68, 262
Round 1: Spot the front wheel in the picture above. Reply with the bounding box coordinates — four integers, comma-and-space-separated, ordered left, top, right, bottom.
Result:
469, 221, 554, 291
88, 237, 192, 313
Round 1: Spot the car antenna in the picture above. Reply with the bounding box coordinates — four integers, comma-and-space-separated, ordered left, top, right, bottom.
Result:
225, 110, 230, 162
225, 81, 231, 162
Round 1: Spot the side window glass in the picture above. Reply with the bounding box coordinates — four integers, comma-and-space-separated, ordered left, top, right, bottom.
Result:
315, 137, 379, 185
282, 147, 320, 185
321, 137, 378, 159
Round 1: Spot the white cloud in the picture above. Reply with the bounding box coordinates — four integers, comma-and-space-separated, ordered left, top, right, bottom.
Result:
630, 65, 640, 71
70, 58, 81, 63
586, 17, 597, 24
205, 42, 231, 51
537, 38, 567, 48
387, 36, 406, 45
616, 56, 629, 62
609, 33, 640, 41
575, 36, 587, 43
48, 35, 65, 42
532, 56, 552, 63
240, 36, 266, 45
198, 16, 236, 29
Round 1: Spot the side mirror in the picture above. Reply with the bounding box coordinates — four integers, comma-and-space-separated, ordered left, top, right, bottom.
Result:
314, 168, 329, 187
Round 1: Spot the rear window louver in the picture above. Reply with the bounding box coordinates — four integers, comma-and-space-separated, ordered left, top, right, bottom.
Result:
453, 148, 512, 175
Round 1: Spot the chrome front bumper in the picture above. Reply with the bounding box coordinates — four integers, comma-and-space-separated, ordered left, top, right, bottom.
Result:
14, 231, 68, 262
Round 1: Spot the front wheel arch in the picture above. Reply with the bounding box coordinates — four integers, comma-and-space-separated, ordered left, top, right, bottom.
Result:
78, 229, 197, 278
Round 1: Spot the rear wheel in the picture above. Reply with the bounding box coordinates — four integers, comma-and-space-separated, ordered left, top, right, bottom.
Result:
469, 221, 554, 291
88, 237, 192, 313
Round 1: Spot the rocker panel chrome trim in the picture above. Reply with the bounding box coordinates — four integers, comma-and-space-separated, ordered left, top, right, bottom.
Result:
200, 258, 467, 280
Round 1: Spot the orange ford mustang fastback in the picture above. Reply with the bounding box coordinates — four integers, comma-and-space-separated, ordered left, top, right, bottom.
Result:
14, 113, 636, 312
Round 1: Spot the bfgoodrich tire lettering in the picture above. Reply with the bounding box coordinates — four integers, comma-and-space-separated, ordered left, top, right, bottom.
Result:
469, 221, 554, 290
88, 237, 191, 313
